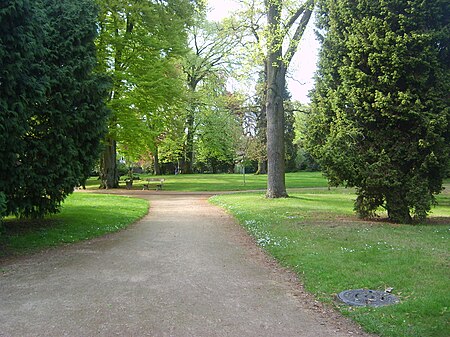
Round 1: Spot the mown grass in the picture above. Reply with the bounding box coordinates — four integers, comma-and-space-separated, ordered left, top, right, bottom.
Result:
210, 187, 450, 337
85, 171, 329, 191
0, 193, 149, 257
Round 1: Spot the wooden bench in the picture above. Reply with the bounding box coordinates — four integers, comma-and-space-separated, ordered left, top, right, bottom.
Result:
142, 178, 165, 190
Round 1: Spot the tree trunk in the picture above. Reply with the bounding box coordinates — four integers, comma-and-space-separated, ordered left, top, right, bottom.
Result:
184, 111, 195, 174
255, 160, 267, 175
386, 191, 412, 223
99, 137, 119, 189
153, 146, 161, 176
266, 2, 287, 198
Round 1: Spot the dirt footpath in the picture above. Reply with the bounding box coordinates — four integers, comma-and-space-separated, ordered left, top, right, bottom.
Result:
0, 192, 374, 337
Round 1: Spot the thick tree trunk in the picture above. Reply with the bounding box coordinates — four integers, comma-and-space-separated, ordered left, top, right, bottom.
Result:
99, 137, 119, 189
153, 146, 161, 176
266, 67, 288, 198
266, 2, 287, 198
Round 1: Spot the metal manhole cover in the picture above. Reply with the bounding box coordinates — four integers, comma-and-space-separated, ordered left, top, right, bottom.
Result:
337, 289, 399, 307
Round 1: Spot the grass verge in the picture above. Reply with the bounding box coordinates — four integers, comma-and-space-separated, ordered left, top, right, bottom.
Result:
0, 193, 149, 257
210, 188, 450, 337
85, 171, 329, 191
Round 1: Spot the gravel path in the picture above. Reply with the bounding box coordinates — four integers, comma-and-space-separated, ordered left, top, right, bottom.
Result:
0, 192, 374, 336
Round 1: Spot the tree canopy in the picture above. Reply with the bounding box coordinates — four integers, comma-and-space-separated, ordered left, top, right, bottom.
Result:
96, 0, 198, 186
306, 0, 450, 223
180, 18, 242, 173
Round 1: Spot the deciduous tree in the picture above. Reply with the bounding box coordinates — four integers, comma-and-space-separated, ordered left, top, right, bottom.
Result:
265, 0, 314, 197
182, 18, 241, 173
233, 0, 314, 196
96, 0, 196, 186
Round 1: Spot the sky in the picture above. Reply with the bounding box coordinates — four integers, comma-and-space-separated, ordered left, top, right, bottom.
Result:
207, 0, 320, 104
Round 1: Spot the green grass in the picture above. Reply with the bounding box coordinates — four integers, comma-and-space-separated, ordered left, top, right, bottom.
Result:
0, 193, 149, 257
85, 171, 329, 191
210, 188, 450, 337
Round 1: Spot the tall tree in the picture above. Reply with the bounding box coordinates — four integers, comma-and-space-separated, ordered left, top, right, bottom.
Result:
1, 0, 45, 218
232, 0, 314, 195
307, 0, 450, 223
182, 19, 241, 173
96, 0, 196, 187
0, 0, 109, 218
265, 0, 314, 197
194, 83, 242, 173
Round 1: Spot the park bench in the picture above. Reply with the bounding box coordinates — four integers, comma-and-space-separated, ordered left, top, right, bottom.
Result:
142, 178, 165, 190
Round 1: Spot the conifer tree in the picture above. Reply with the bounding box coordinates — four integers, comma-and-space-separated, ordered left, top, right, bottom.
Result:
0, 0, 109, 218
307, 0, 450, 222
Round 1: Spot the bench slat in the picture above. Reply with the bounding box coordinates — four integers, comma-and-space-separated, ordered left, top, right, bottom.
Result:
143, 178, 165, 190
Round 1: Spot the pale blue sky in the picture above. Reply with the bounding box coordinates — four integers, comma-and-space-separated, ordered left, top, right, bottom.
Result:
207, 0, 319, 104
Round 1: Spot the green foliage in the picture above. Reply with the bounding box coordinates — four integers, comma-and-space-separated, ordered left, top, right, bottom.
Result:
307, 0, 450, 223
294, 105, 320, 171
96, 0, 197, 182
195, 109, 241, 173
180, 18, 242, 173
211, 190, 450, 337
283, 89, 298, 172
193, 81, 242, 173
0, 0, 110, 218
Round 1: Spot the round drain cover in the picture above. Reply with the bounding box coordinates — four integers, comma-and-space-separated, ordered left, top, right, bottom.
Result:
337, 289, 399, 307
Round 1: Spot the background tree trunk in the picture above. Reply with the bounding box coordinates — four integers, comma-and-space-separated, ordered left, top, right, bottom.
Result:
99, 137, 119, 189
256, 159, 267, 175
153, 146, 161, 175
183, 111, 195, 173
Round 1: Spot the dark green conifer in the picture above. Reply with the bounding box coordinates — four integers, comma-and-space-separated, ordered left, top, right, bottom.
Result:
0, 0, 109, 218
307, 0, 450, 222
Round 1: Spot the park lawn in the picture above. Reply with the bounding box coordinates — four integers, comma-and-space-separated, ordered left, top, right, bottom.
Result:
0, 193, 149, 257
85, 171, 330, 191
210, 188, 450, 337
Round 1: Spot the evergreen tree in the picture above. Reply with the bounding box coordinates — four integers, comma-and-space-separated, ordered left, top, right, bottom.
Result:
0, 0, 109, 218
1, 0, 46, 217
307, 0, 450, 223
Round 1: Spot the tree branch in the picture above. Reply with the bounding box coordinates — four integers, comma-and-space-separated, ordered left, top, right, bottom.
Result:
284, 2, 307, 32
283, 6, 313, 66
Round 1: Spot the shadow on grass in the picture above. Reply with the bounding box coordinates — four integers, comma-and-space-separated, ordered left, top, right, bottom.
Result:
2, 218, 61, 233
